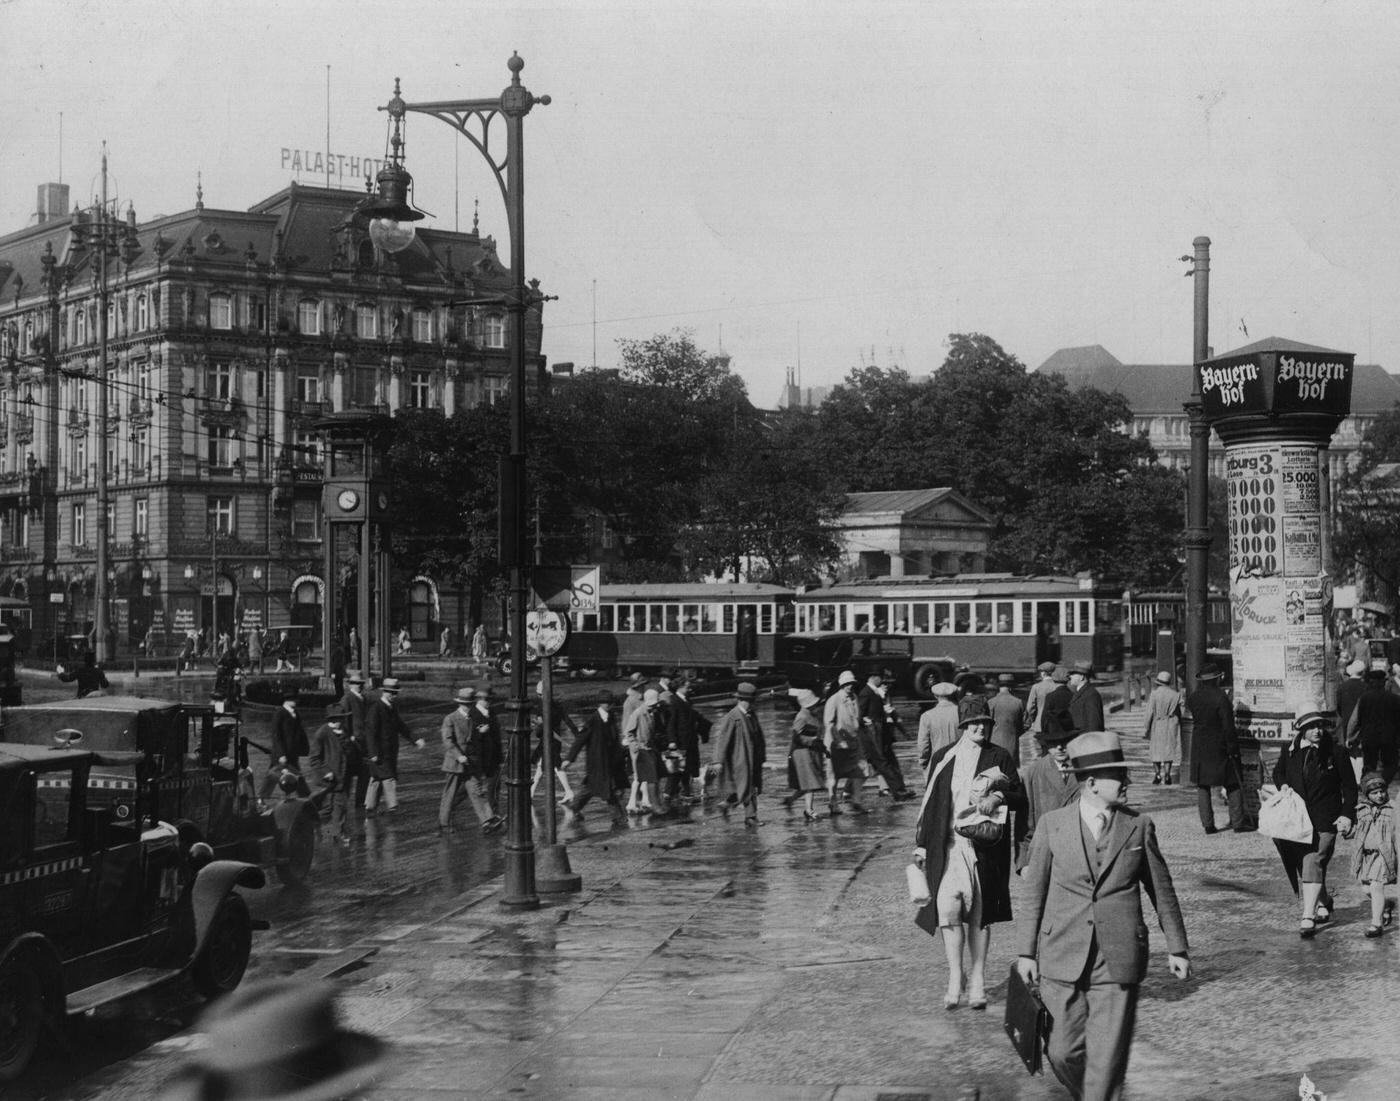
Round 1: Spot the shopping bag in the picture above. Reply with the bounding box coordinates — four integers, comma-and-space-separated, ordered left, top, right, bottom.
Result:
1257, 785, 1313, 844
905, 862, 931, 905
1004, 963, 1050, 1076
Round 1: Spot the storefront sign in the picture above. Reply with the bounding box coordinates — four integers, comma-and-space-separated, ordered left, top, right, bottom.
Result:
1199, 344, 1355, 422
281, 148, 389, 182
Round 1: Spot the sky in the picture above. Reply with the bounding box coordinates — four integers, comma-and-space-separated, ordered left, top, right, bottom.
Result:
4, 0, 1399, 407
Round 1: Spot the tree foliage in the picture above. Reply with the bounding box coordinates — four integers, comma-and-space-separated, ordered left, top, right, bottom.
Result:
1334, 404, 1400, 601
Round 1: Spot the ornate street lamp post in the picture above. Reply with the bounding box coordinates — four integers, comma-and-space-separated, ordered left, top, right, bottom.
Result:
367, 54, 549, 909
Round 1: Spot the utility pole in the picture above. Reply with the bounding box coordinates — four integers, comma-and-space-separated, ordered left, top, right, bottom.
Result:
1183, 236, 1212, 692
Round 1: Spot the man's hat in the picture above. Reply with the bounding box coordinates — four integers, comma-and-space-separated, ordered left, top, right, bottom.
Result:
930, 681, 958, 697
1037, 661, 1056, 675
1196, 662, 1223, 681
958, 712, 993, 730
997, 673, 1015, 686
791, 688, 820, 710
453, 685, 477, 705
629, 672, 648, 686
1155, 670, 1173, 685
1051, 665, 1070, 684
323, 702, 348, 720
379, 677, 402, 692
1071, 660, 1094, 679
158, 979, 384, 1101
1347, 659, 1368, 677
643, 688, 661, 706
346, 669, 367, 685
837, 670, 857, 687
1039, 711, 1078, 744
1066, 730, 1130, 774
736, 681, 758, 700
594, 690, 615, 707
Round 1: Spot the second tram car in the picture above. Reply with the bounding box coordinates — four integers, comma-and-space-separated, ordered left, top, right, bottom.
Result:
566, 583, 794, 675
791, 574, 1123, 696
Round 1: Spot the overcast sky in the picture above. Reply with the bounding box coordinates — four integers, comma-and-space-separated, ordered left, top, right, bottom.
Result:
4, 1, 1397, 406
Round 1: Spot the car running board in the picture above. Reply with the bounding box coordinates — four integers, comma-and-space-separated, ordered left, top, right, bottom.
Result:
66, 967, 183, 1015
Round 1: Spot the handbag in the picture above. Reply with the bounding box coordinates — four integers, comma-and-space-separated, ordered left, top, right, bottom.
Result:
954, 803, 1008, 846
1003, 963, 1050, 1076
905, 862, 931, 905
1257, 785, 1314, 844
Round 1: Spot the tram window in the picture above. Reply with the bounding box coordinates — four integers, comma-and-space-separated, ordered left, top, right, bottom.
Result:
759, 605, 774, 633
951, 602, 970, 633
1063, 602, 1079, 634
852, 608, 871, 632
873, 605, 889, 632
1096, 600, 1123, 631
664, 605, 679, 632
599, 606, 614, 631
912, 604, 929, 634
974, 601, 993, 633
1019, 602, 1033, 634
681, 604, 700, 632
649, 606, 665, 632
702, 604, 719, 632
1078, 601, 1091, 633
818, 605, 835, 631
722, 605, 735, 633
995, 602, 1014, 633
934, 602, 951, 633
616, 606, 632, 631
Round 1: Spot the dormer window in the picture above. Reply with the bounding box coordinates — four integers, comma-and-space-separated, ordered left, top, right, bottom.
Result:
209, 292, 232, 330
297, 299, 321, 335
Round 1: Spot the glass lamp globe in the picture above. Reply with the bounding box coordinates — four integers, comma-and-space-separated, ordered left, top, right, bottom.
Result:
369, 218, 416, 254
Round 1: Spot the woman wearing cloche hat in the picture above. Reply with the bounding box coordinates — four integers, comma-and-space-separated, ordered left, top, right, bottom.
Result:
1142, 669, 1183, 787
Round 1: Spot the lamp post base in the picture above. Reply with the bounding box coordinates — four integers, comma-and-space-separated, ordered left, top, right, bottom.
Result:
536, 843, 582, 894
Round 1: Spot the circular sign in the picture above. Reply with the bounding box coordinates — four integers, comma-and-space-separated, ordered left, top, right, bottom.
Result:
526, 609, 569, 657
337, 488, 360, 511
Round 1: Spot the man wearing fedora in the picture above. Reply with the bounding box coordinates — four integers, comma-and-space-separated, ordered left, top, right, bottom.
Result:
1067, 661, 1105, 734
565, 691, 626, 819
307, 702, 353, 844
1014, 711, 1081, 873
917, 680, 961, 775
988, 673, 1025, 760
258, 695, 310, 806
1023, 661, 1059, 741
339, 669, 373, 827
364, 677, 426, 816
1185, 662, 1248, 834
716, 682, 767, 827
1016, 731, 1191, 1101
439, 686, 502, 834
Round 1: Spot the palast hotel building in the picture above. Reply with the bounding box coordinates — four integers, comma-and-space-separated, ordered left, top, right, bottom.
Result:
0, 178, 544, 656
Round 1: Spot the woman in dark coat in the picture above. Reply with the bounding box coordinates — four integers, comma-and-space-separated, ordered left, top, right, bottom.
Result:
564, 692, 624, 818
913, 713, 1022, 1010
1273, 708, 1358, 937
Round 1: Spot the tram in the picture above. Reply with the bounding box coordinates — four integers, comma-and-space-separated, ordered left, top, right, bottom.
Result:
1123, 590, 1232, 656
565, 583, 794, 674
790, 574, 1124, 696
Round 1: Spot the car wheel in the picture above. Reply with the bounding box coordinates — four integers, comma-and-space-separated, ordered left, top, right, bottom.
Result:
914, 663, 947, 699
275, 812, 317, 887
0, 955, 46, 1081
191, 894, 252, 999
495, 653, 512, 676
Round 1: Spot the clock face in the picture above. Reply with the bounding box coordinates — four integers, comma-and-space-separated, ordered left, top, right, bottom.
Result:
337, 489, 360, 511
376, 492, 389, 511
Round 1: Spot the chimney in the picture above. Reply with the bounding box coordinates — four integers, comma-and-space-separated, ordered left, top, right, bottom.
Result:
36, 183, 71, 224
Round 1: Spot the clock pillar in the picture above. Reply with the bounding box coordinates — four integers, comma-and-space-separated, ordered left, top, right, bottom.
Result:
316, 413, 394, 680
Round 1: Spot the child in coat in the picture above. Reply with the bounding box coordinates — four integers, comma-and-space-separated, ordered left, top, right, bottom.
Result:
1350, 771, 1397, 938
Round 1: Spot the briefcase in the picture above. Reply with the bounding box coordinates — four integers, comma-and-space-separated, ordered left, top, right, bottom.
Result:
1003, 963, 1049, 1076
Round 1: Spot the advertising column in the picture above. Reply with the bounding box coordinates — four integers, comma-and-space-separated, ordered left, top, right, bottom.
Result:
1199, 339, 1354, 749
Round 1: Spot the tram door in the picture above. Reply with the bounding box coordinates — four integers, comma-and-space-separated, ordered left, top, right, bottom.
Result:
1035, 601, 1062, 665
735, 604, 758, 663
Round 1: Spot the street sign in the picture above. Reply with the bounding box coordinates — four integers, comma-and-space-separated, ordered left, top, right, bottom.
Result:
525, 609, 570, 657
532, 565, 600, 612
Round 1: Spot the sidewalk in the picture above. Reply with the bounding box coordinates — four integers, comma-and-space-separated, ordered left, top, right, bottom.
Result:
52, 712, 1400, 1100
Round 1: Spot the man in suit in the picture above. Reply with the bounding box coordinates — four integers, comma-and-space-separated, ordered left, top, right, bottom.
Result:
1016, 731, 1190, 1101
1023, 660, 1059, 743
1067, 660, 1105, 733
339, 669, 373, 828
258, 695, 310, 804
438, 686, 502, 834
307, 702, 352, 844
364, 677, 426, 816
715, 682, 766, 827
1184, 662, 1247, 833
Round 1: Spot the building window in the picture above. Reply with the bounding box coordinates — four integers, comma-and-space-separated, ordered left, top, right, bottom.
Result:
209, 293, 232, 330
296, 371, 321, 404
135, 497, 148, 537
411, 308, 431, 342
483, 313, 505, 349
356, 304, 377, 338
9, 512, 26, 548
292, 498, 321, 542
71, 436, 87, 480
293, 427, 320, 467
72, 503, 86, 547
207, 496, 234, 535
74, 308, 87, 346
297, 299, 321, 335
409, 371, 432, 408
135, 294, 150, 331
209, 361, 234, 400
106, 299, 117, 336
207, 424, 233, 468
483, 375, 508, 406
107, 505, 115, 539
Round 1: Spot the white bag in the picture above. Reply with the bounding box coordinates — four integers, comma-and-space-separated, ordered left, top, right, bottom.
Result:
1257, 785, 1313, 844
906, 862, 931, 905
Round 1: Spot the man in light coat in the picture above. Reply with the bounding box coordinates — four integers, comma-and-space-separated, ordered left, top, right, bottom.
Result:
916, 682, 960, 775
438, 686, 502, 834
715, 681, 766, 827
1022, 660, 1058, 742
1016, 731, 1190, 1101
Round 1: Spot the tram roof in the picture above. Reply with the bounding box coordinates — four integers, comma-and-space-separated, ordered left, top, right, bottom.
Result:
600, 583, 792, 601
798, 574, 1110, 600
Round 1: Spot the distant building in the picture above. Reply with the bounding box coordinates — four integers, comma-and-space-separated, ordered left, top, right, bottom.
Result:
1037, 344, 1400, 480
836, 488, 992, 579
775, 367, 832, 411
0, 178, 544, 655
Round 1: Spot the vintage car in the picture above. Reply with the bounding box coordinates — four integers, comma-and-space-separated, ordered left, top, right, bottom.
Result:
776, 632, 920, 695
0, 696, 318, 886
0, 742, 265, 1080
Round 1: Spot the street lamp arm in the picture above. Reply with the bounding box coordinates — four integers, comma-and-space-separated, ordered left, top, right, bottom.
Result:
392, 102, 510, 219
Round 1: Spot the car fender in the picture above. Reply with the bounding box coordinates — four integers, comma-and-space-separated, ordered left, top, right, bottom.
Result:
189, 860, 265, 962
1, 931, 65, 1022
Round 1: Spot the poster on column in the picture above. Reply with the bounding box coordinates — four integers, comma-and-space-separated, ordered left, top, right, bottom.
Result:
1230, 574, 1287, 713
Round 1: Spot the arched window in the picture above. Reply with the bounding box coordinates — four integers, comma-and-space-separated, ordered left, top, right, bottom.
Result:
408, 578, 437, 642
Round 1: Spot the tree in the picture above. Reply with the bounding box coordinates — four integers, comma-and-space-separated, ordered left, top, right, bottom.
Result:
617, 328, 749, 405
1334, 404, 1400, 605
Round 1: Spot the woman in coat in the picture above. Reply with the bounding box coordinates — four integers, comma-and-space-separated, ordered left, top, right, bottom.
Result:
622, 689, 665, 814
1273, 708, 1358, 938
1142, 670, 1183, 786
913, 713, 1023, 1010
786, 689, 827, 820
564, 692, 624, 819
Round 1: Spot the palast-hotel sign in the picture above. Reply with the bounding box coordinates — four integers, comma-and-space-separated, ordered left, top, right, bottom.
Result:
282, 148, 391, 182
